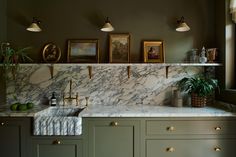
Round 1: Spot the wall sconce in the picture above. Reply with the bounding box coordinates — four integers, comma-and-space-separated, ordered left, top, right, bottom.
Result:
101, 17, 114, 32
176, 16, 190, 32
26, 17, 42, 32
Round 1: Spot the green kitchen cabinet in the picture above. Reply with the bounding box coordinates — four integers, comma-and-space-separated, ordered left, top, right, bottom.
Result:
31, 138, 83, 157
86, 118, 140, 157
0, 118, 31, 157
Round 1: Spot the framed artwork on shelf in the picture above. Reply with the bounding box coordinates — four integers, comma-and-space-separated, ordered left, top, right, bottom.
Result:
143, 40, 164, 63
42, 43, 61, 63
109, 33, 130, 63
67, 39, 99, 63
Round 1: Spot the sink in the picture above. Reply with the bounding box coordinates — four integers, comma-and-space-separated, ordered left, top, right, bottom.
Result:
33, 106, 85, 136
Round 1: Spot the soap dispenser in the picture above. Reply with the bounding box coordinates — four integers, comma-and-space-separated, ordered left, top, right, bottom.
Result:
50, 92, 57, 106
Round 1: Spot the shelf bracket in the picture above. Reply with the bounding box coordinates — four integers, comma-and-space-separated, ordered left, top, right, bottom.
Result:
88, 66, 92, 79
166, 66, 170, 79
127, 66, 131, 79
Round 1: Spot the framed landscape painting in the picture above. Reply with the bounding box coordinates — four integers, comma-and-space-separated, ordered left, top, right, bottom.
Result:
67, 39, 99, 63
143, 40, 164, 63
109, 33, 130, 63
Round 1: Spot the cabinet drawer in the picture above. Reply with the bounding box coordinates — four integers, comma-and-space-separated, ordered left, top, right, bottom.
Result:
146, 120, 236, 135
146, 139, 236, 157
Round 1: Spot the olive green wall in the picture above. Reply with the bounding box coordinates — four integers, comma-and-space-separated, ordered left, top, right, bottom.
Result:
0, 0, 7, 105
5, 0, 216, 63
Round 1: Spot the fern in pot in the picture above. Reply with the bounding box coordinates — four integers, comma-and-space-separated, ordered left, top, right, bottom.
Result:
178, 75, 218, 107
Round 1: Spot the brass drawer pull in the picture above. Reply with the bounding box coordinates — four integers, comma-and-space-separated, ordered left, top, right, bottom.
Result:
214, 147, 221, 152
167, 126, 175, 131
52, 140, 61, 145
110, 121, 118, 127
214, 127, 222, 131
166, 147, 175, 152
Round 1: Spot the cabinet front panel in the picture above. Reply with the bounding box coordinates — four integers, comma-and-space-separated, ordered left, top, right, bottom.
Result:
146, 139, 236, 157
32, 139, 82, 157
146, 120, 236, 135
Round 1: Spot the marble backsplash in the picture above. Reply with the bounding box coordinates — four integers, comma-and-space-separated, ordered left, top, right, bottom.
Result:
6, 64, 203, 107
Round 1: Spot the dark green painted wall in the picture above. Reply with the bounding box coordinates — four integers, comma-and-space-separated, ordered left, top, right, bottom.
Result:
5, 0, 216, 63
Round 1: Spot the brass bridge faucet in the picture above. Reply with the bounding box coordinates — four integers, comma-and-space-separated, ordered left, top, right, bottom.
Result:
63, 80, 79, 106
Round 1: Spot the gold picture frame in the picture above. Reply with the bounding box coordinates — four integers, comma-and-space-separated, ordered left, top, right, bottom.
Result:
109, 33, 130, 63
42, 43, 61, 63
67, 39, 99, 63
143, 41, 164, 63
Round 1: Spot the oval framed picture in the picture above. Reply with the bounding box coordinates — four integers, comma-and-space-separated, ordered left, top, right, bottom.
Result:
42, 43, 61, 63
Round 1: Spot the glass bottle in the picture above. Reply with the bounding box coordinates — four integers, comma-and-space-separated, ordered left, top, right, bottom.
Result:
199, 46, 207, 63
50, 92, 57, 106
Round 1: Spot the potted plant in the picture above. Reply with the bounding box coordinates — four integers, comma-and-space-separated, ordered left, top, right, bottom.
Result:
178, 75, 218, 107
0, 42, 33, 78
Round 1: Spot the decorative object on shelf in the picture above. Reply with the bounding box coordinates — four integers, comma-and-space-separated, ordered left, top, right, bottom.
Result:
101, 17, 114, 32
199, 46, 207, 63
0, 42, 33, 79
26, 17, 42, 32
42, 43, 61, 63
176, 16, 190, 32
178, 75, 218, 107
109, 33, 130, 63
143, 41, 164, 63
67, 39, 99, 63
189, 48, 198, 63
206, 48, 217, 63
172, 89, 183, 107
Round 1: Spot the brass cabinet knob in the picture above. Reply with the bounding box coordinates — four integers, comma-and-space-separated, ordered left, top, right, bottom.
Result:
110, 121, 118, 127
166, 147, 175, 152
1, 122, 4, 126
167, 126, 175, 131
214, 127, 222, 131
214, 147, 221, 152
52, 140, 61, 145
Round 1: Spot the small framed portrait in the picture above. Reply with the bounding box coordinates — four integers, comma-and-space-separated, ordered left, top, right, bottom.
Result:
67, 39, 99, 63
143, 41, 164, 63
109, 33, 130, 63
42, 43, 61, 63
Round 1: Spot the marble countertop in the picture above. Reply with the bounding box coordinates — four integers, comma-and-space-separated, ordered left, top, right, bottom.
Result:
0, 105, 49, 117
0, 103, 236, 118
79, 105, 236, 118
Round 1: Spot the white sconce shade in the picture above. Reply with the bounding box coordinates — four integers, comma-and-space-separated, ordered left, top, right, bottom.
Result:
26, 17, 42, 32
101, 17, 114, 32
176, 16, 190, 32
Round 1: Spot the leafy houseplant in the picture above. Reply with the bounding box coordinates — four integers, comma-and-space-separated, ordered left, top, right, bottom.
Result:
0, 42, 33, 79
178, 75, 218, 107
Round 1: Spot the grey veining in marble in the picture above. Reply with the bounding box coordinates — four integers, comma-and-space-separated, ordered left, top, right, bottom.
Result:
80, 105, 236, 118
6, 64, 203, 107
33, 106, 83, 135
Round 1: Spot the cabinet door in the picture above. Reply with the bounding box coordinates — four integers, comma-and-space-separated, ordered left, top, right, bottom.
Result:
0, 118, 29, 157
32, 139, 82, 157
88, 119, 140, 157
146, 139, 236, 157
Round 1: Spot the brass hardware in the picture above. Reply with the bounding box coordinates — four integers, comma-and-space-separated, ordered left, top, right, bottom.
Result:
214, 127, 221, 131
166, 147, 175, 152
63, 80, 79, 106
110, 121, 118, 127
166, 66, 170, 78
1, 122, 4, 126
88, 66, 92, 79
127, 66, 131, 79
85, 97, 89, 107
167, 126, 175, 131
52, 139, 61, 145
49, 64, 54, 79
214, 147, 221, 152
